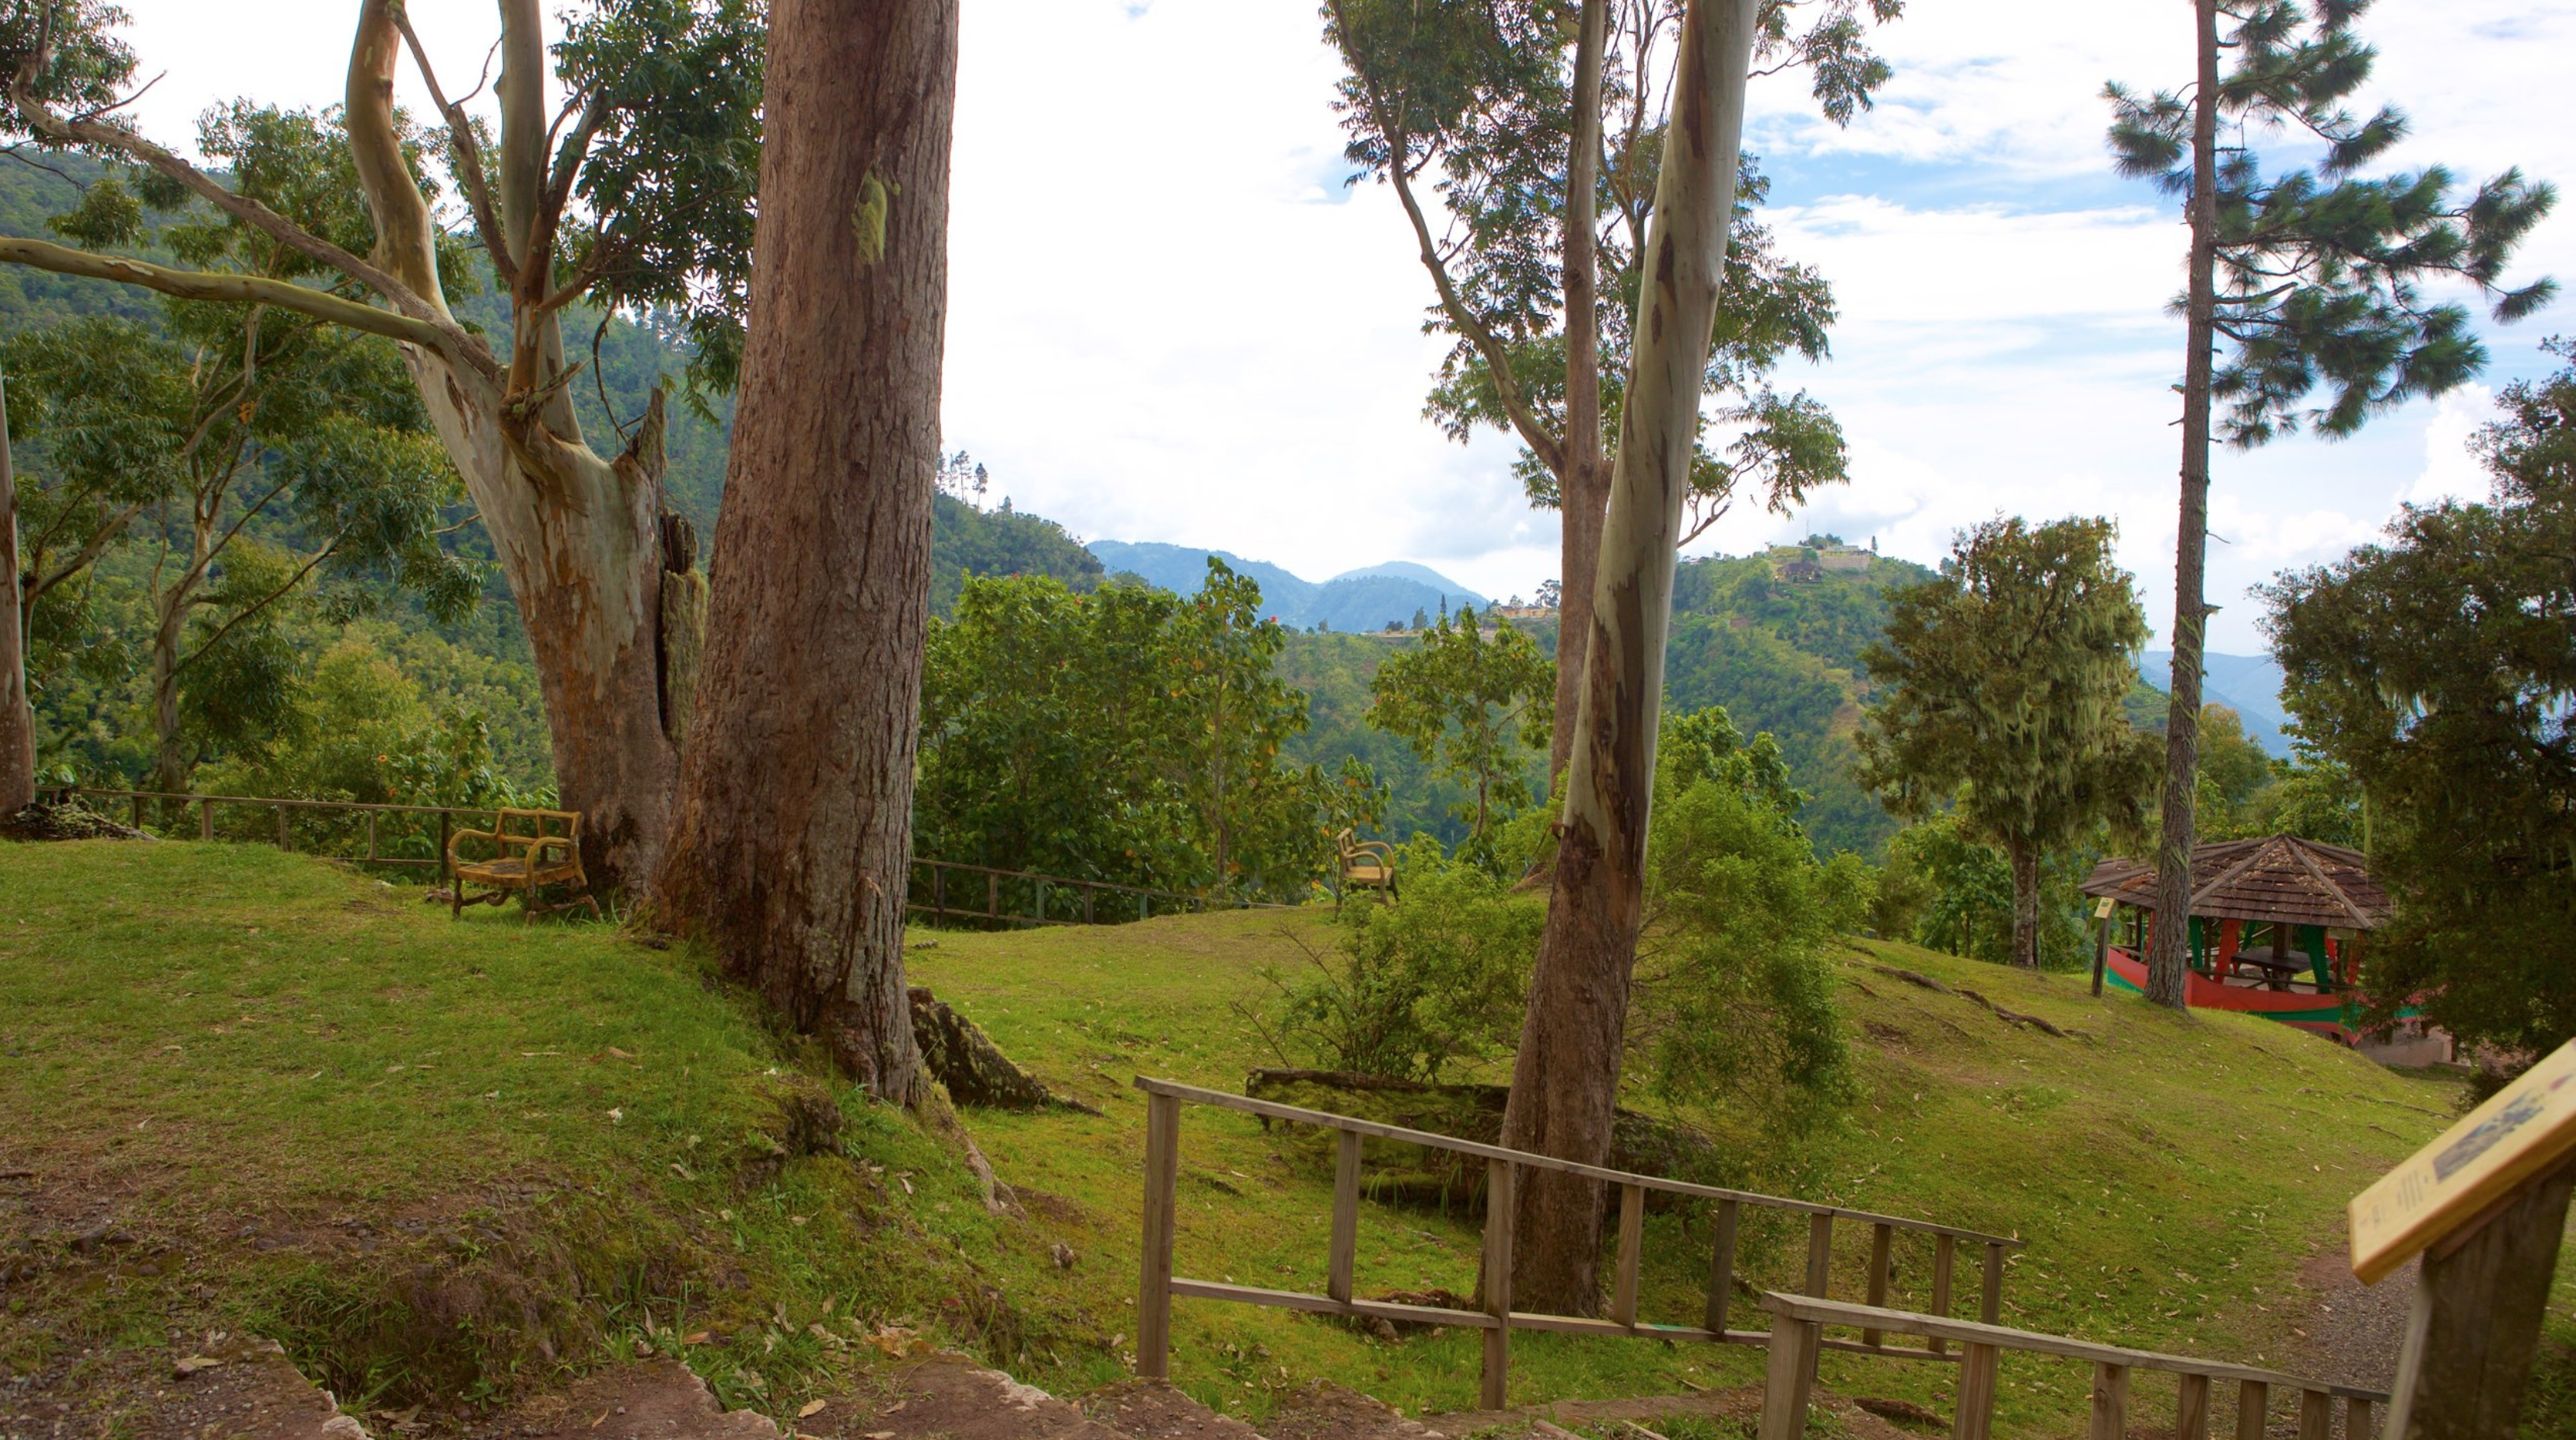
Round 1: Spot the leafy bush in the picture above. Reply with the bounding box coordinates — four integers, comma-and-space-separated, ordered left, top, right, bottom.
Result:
1629, 708, 1864, 1128
1246, 837, 1542, 1082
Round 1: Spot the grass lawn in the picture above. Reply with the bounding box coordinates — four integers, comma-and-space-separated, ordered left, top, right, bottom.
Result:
4, 839, 2569, 1438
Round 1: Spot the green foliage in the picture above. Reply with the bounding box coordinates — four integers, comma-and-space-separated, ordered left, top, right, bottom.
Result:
2105, 1, 2555, 449
916, 564, 1373, 902
1856, 518, 2159, 966
2264, 339, 2576, 1058
194, 633, 531, 811
1324, 0, 1887, 533
1364, 605, 1552, 860
1877, 809, 2097, 970
926, 484, 1105, 617
1633, 707, 1862, 1124
1252, 839, 1545, 1081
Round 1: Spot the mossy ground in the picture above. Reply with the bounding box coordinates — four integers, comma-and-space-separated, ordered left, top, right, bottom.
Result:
2, 841, 2569, 1438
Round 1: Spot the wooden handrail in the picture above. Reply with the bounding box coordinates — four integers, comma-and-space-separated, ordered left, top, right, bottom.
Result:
1137, 1077, 2022, 1247
1754, 1292, 2384, 1440
1133, 1076, 2016, 1414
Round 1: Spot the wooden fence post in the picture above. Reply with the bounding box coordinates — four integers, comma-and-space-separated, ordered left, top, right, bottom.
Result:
1755, 1319, 1820, 1440
1952, 1342, 2000, 1440
2296, 1389, 2329, 1440
1137, 1090, 1181, 1379
365, 812, 380, 864
2088, 1362, 2130, 1440
2236, 1380, 2268, 1440
130, 793, 144, 831
987, 872, 999, 921
2341, 1396, 2371, 1440
1980, 1242, 2006, 1323
2176, 1374, 2212, 1440
199, 798, 214, 841
1083, 886, 1096, 924
1805, 1214, 1833, 1295
1862, 1222, 1892, 1346
1705, 1198, 1739, 1336
1479, 1158, 1514, 1410
2384, 1156, 2576, 1440
1328, 1129, 1361, 1305
275, 803, 289, 851
1930, 1234, 1955, 1354
437, 811, 451, 879
1611, 1183, 1643, 1329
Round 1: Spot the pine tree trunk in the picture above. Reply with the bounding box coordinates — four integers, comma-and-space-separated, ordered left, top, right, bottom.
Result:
0, 365, 30, 816
653, 0, 957, 1100
1500, 0, 1759, 1317
2007, 835, 2040, 970
1545, 0, 1610, 792
2147, 0, 2221, 1011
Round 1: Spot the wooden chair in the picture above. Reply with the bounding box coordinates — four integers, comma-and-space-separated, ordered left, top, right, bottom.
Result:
446, 808, 600, 922
1334, 829, 1398, 910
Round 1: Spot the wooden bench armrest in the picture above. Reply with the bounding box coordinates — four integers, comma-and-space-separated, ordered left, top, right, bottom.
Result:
1342, 840, 1395, 865
447, 827, 503, 868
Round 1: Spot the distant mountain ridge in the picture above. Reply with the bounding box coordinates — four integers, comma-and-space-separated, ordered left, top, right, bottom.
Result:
1087, 540, 1489, 632
2140, 651, 2294, 759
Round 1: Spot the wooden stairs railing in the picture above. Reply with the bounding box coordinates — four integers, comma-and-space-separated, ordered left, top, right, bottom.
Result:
1755, 1293, 2386, 1440
1132, 1077, 2025, 1410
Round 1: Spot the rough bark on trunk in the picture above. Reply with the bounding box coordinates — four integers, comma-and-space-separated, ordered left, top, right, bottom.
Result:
1498, 0, 1759, 1317
653, 0, 957, 1100
2007, 835, 2040, 970
150, 586, 187, 798
0, 365, 30, 815
1545, 0, 1610, 792
2147, 0, 2222, 1011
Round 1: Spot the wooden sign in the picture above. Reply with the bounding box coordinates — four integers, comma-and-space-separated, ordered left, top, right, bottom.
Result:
2351, 1036, 2576, 1284
2092, 897, 2117, 921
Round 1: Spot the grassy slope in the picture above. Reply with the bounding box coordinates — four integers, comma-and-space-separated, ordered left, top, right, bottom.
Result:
903, 908, 2543, 1437
5, 843, 2567, 1439
0, 842, 1070, 1428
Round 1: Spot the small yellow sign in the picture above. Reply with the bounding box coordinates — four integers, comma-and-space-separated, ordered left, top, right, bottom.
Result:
2350, 1036, 2576, 1284
2093, 897, 2117, 921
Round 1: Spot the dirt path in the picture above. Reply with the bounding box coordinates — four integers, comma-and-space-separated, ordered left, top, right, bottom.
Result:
2284, 1225, 2416, 1396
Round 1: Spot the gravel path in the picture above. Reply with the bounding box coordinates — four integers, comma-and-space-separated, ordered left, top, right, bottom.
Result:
2284, 1225, 2417, 1396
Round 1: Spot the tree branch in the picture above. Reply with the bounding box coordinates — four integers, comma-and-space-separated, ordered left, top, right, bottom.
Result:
0, 236, 453, 351
174, 535, 338, 676
394, 9, 516, 288
1328, 0, 1563, 476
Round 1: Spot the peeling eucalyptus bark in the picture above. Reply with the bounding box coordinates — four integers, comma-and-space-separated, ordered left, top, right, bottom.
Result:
654, 0, 957, 1099
1497, 0, 1760, 1317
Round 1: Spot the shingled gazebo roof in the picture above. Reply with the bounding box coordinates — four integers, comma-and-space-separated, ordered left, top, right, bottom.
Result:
2079, 834, 2392, 931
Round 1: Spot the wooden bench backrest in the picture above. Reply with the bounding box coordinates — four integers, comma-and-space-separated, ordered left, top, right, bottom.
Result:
494, 807, 582, 849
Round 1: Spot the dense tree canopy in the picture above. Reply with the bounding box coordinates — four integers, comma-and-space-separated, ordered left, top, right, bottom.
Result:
1366, 604, 1553, 859
1857, 517, 2159, 969
2266, 341, 2576, 1059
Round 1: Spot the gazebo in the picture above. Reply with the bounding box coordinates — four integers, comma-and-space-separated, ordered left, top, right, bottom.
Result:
2079, 835, 2417, 1048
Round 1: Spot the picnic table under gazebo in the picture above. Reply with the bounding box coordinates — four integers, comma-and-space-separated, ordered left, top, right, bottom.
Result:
2079, 834, 2429, 1051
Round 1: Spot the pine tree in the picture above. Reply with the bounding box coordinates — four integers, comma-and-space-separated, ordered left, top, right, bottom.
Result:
2104, 0, 2555, 1007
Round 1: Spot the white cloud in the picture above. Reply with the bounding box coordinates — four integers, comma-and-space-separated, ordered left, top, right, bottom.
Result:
2406, 384, 2497, 508
82, 0, 2576, 655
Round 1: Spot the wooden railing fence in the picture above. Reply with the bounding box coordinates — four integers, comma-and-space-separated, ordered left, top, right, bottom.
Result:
1132, 1077, 2025, 1410
30, 785, 1284, 925
1755, 1292, 2385, 1440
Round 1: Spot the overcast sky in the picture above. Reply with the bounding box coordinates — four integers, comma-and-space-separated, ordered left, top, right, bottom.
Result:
103, 1, 2576, 652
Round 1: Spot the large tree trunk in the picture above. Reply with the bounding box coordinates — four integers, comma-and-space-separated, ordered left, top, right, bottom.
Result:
1545, 0, 1611, 792
2147, 0, 2221, 1011
0, 365, 30, 814
1498, 0, 1759, 1317
2007, 835, 2039, 970
150, 579, 187, 797
345, 2, 686, 893
653, 0, 957, 1100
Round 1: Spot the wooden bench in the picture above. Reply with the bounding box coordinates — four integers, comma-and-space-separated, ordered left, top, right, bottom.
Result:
1334, 829, 1397, 909
446, 808, 600, 922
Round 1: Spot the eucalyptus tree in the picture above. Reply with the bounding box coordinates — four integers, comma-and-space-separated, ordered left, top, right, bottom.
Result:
0, 365, 26, 814
0, 0, 762, 889
654, 0, 958, 1099
2105, 0, 2554, 1007
1854, 517, 2161, 970
1324, 0, 1892, 786
1505, 0, 1765, 1316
